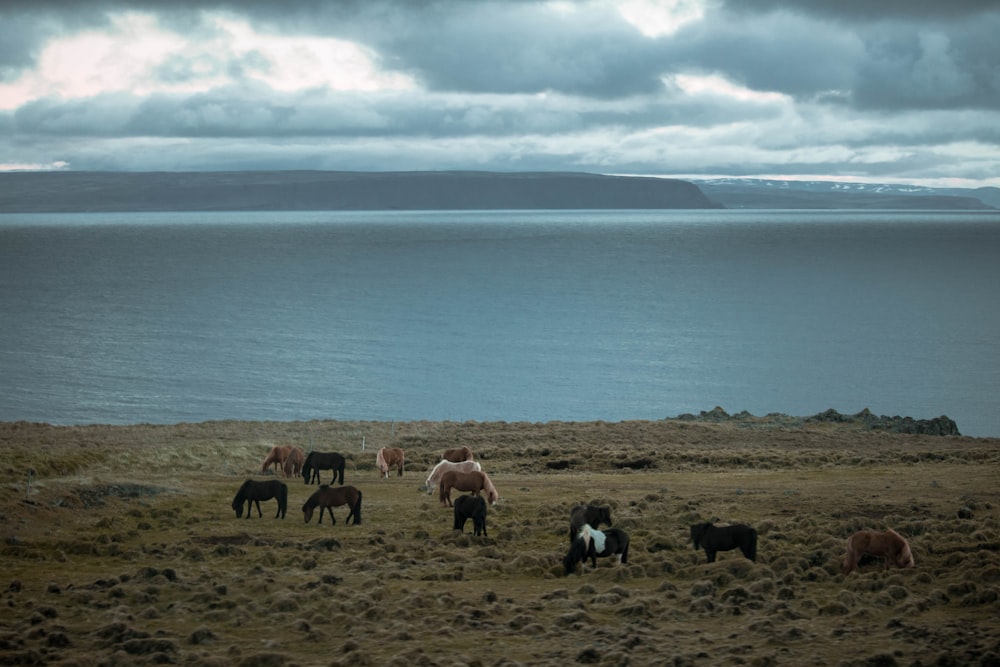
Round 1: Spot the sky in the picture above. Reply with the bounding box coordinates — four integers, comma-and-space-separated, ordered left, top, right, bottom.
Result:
1, 0, 999, 187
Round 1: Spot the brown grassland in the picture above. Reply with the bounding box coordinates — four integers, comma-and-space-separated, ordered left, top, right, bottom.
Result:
1, 417, 999, 666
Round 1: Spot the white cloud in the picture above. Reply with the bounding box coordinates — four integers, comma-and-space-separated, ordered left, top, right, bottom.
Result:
617, 0, 706, 37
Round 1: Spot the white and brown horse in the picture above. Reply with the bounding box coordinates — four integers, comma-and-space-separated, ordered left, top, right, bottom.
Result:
438, 469, 498, 508
425, 459, 482, 495
842, 528, 914, 574
375, 447, 405, 478
442, 446, 474, 463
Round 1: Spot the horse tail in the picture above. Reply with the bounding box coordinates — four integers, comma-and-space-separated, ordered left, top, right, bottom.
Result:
620, 532, 630, 564
397, 450, 404, 477
338, 458, 345, 485
748, 528, 758, 562
842, 534, 858, 574
353, 489, 362, 525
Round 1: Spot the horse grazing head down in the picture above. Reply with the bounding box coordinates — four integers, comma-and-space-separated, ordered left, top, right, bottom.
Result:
842, 528, 914, 575
425, 460, 482, 495
563, 525, 630, 575
568, 504, 612, 543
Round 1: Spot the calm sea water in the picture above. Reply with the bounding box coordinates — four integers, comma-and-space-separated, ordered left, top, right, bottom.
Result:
1, 210, 998, 436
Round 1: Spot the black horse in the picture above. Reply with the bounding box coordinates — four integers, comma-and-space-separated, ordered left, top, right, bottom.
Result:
568, 504, 612, 543
302, 451, 346, 485
232, 479, 287, 519
564, 525, 629, 575
690, 522, 757, 563
453, 494, 488, 536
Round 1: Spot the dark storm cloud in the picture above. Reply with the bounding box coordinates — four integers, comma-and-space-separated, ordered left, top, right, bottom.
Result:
2, 0, 998, 182
721, 0, 998, 22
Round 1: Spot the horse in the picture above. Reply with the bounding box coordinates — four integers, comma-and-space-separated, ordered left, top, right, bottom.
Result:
261, 445, 291, 476
453, 494, 488, 536
375, 447, 405, 478
232, 479, 287, 519
690, 522, 758, 563
442, 446, 474, 463
438, 469, 498, 508
282, 446, 305, 478
563, 524, 630, 575
302, 485, 362, 526
302, 451, 346, 485
842, 528, 914, 575
425, 459, 482, 495
568, 504, 612, 543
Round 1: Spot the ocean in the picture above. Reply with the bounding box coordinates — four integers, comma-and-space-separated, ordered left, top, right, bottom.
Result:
2, 209, 998, 436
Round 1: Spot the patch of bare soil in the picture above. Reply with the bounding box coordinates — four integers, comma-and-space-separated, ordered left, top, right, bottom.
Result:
0, 418, 998, 666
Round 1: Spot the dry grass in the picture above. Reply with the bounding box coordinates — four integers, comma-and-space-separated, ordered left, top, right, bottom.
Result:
1, 418, 999, 666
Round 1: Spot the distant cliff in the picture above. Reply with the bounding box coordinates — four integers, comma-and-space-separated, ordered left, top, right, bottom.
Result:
0, 171, 720, 212
694, 178, 997, 210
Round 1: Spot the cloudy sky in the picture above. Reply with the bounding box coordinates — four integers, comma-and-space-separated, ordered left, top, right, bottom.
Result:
2, 0, 998, 186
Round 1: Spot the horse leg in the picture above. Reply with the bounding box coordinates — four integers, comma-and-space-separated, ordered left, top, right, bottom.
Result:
705, 549, 716, 563
254, 500, 263, 518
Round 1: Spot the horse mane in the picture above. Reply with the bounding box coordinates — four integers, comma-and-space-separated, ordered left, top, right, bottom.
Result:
481, 471, 499, 504
375, 447, 387, 472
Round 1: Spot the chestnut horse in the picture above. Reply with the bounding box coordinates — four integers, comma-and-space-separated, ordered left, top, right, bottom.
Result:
302, 485, 362, 526
425, 459, 482, 495
842, 528, 914, 574
261, 445, 291, 476
438, 469, 498, 508
375, 447, 405, 478
442, 446, 474, 463
568, 504, 612, 543
282, 446, 305, 478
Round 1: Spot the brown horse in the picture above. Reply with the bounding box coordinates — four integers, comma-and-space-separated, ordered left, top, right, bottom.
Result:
302, 485, 362, 525
442, 446, 474, 463
438, 469, 498, 508
425, 459, 482, 495
842, 528, 914, 574
261, 445, 291, 476
375, 447, 405, 478
282, 446, 305, 478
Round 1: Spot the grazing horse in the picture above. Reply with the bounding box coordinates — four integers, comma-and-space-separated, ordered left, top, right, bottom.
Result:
563, 525, 630, 575
261, 445, 291, 476
842, 528, 914, 575
302, 451, 346, 485
302, 485, 362, 526
568, 504, 612, 543
691, 522, 758, 563
442, 446, 474, 463
232, 479, 287, 519
438, 469, 498, 508
282, 446, 305, 478
425, 459, 482, 495
375, 447, 405, 478
453, 494, 488, 536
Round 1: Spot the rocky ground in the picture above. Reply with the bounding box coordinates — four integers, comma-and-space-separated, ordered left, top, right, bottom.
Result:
1, 416, 998, 666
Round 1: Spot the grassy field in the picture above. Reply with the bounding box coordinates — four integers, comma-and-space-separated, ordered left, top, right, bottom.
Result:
1, 418, 998, 666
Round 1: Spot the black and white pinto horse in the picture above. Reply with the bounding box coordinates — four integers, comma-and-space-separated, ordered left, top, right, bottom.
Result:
453, 494, 488, 536
690, 521, 757, 563
563, 524, 629, 575
568, 504, 612, 543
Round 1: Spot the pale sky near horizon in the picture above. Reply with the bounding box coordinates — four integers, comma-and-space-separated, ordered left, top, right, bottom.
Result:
1, 0, 999, 187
